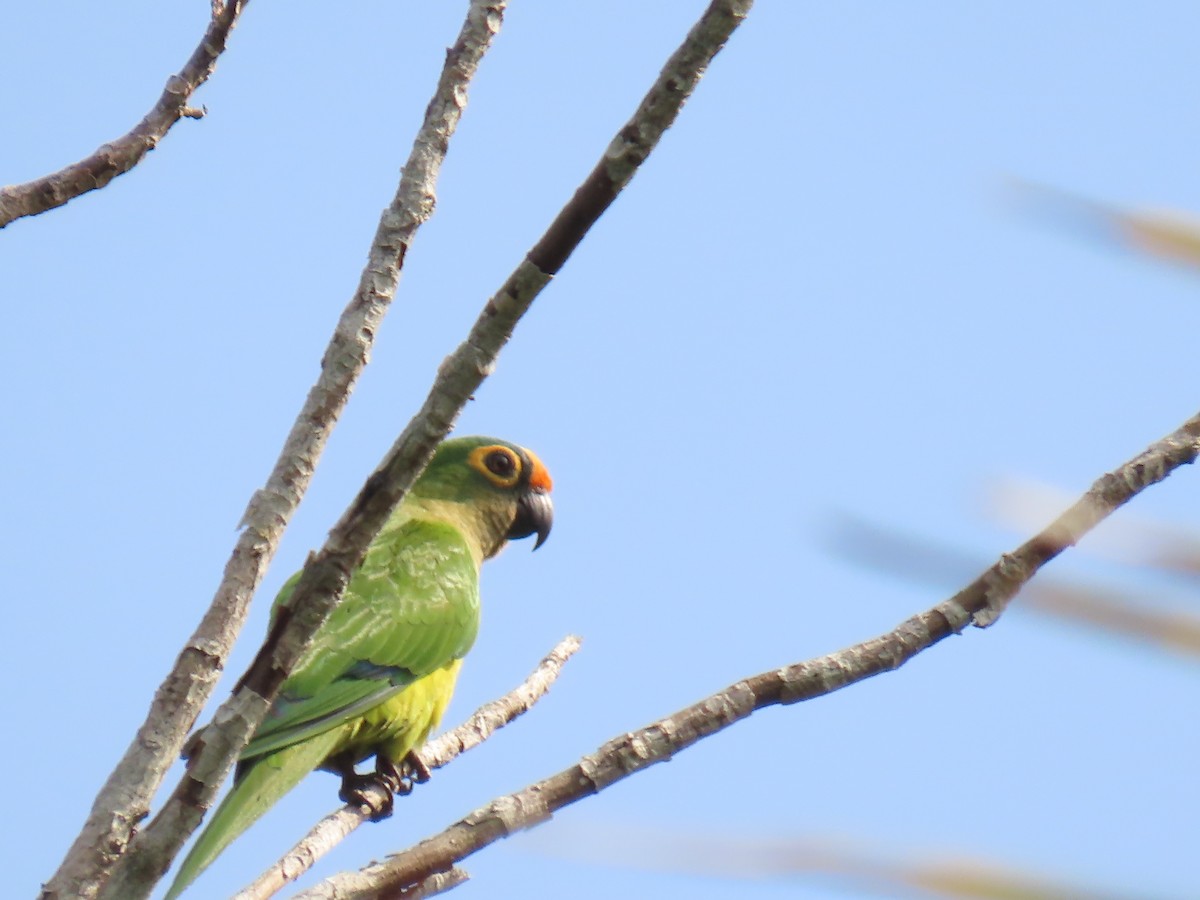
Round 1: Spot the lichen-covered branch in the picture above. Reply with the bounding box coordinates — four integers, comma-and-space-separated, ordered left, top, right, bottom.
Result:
295, 410, 1200, 898
0, 1, 245, 228
232, 636, 581, 900
44, 5, 505, 899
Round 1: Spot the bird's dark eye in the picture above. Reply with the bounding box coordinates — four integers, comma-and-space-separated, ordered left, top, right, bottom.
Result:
484, 449, 517, 478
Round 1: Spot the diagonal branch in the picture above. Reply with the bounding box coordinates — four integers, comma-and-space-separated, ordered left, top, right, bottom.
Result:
0, 1, 246, 228
43, 3, 504, 898
120, 0, 748, 892
397, 868, 470, 899
233, 636, 582, 900
295, 409, 1200, 898
524, 0, 751, 274
90, 0, 747, 895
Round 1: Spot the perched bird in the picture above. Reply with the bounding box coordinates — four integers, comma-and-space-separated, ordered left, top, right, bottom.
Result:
165, 436, 553, 898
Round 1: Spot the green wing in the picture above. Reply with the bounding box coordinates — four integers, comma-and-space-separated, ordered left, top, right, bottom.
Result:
244, 517, 480, 759
165, 517, 481, 898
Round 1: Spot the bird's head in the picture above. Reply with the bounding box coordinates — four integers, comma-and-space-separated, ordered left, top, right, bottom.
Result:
410, 436, 554, 558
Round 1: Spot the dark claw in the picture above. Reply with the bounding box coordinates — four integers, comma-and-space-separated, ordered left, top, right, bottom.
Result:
335, 751, 433, 822
403, 750, 433, 785
338, 772, 396, 821
375, 750, 432, 796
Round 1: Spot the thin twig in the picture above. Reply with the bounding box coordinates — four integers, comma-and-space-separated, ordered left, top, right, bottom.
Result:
0, 2, 246, 227
523, 0, 750, 274
107, 0, 749, 896
46, 5, 505, 899
986, 475, 1200, 576
232, 636, 581, 900
297, 409, 1200, 898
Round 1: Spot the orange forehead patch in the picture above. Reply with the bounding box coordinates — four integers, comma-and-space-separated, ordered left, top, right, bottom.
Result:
524, 448, 553, 492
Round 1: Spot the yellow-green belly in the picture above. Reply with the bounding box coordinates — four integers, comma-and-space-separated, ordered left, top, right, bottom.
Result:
330, 660, 463, 766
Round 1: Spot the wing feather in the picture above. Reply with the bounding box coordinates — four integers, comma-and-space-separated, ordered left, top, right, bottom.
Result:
241, 518, 480, 761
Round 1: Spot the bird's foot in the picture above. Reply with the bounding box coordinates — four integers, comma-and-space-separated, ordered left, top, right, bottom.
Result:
338, 772, 396, 821
337, 752, 432, 822
376, 750, 432, 797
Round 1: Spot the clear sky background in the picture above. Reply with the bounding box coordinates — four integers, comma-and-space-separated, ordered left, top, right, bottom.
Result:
5, 3, 1199, 898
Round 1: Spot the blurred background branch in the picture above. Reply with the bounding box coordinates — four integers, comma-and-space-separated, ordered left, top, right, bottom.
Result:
528, 824, 1136, 900
828, 513, 1200, 659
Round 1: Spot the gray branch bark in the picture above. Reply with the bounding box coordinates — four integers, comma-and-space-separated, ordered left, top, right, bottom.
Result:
0, 1, 246, 228
42, 3, 505, 898
45, 0, 749, 895
232, 636, 581, 900
82, 0, 747, 896
295, 409, 1200, 899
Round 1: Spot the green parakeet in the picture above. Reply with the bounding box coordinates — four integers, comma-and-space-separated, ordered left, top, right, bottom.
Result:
164, 436, 554, 898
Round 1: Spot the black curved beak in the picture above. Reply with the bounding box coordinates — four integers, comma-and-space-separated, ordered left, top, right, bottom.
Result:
508, 490, 554, 550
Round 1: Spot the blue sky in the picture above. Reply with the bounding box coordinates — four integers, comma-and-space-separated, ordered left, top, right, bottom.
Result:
5, 3, 1200, 898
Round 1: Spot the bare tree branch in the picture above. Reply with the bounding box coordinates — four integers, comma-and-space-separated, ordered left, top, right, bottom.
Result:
986, 475, 1200, 577
397, 868, 470, 899
301, 867, 471, 900
88, 0, 749, 895
417, 636, 582, 769
296, 409, 1200, 898
0, 1, 246, 228
232, 636, 581, 900
316, 868, 470, 900
43, 3, 505, 897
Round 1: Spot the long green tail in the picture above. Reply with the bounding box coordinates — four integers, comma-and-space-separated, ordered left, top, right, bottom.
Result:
164, 730, 342, 899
